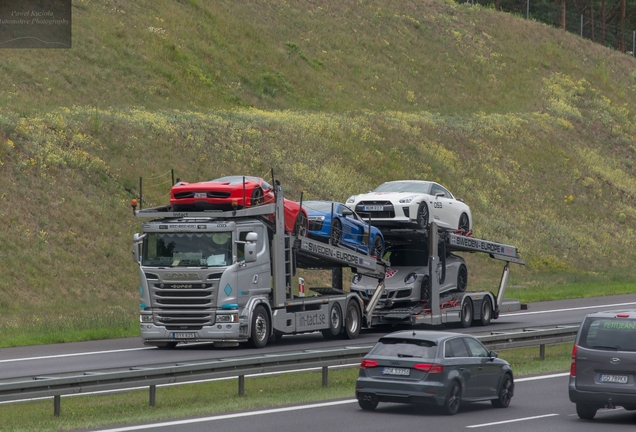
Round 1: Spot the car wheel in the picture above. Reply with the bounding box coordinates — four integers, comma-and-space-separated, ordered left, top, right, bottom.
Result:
480, 298, 492, 326
371, 235, 384, 258
250, 187, 264, 207
246, 305, 270, 348
358, 396, 378, 411
576, 403, 597, 420
343, 301, 361, 339
491, 374, 513, 408
456, 265, 467, 293
330, 218, 342, 246
294, 211, 308, 237
461, 298, 473, 328
322, 303, 343, 339
420, 276, 430, 302
443, 381, 461, 415
458, 212, 470, 232
416, 202, 429, 229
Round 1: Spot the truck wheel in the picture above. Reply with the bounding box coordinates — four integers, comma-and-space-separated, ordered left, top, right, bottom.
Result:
343, 301, 361, 339
416, 202, 429, 229
322, 303, 343, 339
247, 305, 270, 348
461, 298, 473, 328
330, 219, 342, 246
480, 298, 492, 326
456, 265, 467, 292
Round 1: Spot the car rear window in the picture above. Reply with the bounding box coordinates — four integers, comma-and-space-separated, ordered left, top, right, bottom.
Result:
579, 317, 636, 352
369, 338, 438, 358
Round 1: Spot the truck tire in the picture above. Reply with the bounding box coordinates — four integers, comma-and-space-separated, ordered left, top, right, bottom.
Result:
247, 305, 270, 348
322, 303, 343, 339
461, 298, 473, 328
343, 301, 361, 339
480, 298, 492, 326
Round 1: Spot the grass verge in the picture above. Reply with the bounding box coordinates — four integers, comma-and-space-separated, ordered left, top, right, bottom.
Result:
0, 343, 572, 432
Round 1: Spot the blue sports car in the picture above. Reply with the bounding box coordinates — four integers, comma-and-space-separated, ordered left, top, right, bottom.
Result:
303, 200, 385, 258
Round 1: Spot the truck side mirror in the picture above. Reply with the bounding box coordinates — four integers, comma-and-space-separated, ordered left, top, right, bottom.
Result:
244, 232, 258, 263
132, 233, 146, 263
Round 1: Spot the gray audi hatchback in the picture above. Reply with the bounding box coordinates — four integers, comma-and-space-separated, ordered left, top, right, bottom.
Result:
569, 310, 636, 419
355, 330, 514, 415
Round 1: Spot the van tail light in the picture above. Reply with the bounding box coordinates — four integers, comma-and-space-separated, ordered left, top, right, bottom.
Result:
617, 313, 630, 318
414, 363, 444, 374
570, 344, 578, 377
360, 360, 379, 369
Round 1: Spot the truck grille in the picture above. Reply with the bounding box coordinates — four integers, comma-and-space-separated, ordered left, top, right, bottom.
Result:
150, 281, 218, 326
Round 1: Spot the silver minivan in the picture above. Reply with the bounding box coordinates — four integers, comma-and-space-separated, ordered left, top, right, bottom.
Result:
569, 310, 636, 419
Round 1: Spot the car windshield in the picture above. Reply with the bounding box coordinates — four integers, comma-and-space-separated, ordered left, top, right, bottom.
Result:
385, 248, 429, 266
211, 176, 271, 189
579, 317, 636, 351
373, 181, 431, 194
142, 232, 233, 267
304, 201, 336, 213
369, 337, 438, 358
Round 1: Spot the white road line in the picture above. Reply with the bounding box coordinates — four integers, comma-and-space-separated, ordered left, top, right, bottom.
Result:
94, 400, 359, 432
90, 372, 567, 431
502, 301, 636, 317
516, 372, 569, 382
465, 413, 559, 428
0, 347, 153, 363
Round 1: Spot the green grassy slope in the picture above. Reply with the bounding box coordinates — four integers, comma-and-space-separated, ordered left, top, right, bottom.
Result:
1, 0, 636, 345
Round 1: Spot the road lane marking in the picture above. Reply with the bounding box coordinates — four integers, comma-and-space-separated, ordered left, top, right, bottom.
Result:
0, 347, 153, 363
502, 301, 636, 317
466, 413, 559, 428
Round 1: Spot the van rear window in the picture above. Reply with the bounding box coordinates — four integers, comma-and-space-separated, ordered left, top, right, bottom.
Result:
579, 317, 636, 352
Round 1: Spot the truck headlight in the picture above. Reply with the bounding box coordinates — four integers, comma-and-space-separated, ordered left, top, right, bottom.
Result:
216, 314, 238, 323
140, 314, 153, 323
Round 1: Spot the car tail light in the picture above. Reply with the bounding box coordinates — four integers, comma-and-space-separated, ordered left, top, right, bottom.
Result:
360, 360, 379, 369
617, 313, 630, 318
414, 363, 444, 373
570, 344, 578, 377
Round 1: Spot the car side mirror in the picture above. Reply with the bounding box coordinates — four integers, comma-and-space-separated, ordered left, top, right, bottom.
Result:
435, 192, 444, 198
342, 209, 353, 217
489, 350, 498, 359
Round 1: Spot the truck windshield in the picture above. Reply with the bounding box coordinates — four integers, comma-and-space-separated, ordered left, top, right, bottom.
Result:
142, 232, 233, 267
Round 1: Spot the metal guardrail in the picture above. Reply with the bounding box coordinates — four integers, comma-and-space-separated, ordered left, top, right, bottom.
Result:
0, 325, 579, 416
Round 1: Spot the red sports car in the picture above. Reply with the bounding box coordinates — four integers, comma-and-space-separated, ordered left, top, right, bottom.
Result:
170, 175, 308, 234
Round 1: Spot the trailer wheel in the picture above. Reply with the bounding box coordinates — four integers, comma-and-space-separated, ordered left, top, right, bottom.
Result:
456, 265, 468, 293
247, 305, 270, 348
250, 187, 264, 207
330, 219, 342, 246
322, 303, 343, 339
343, 301, 361, 339
480, 298, 492, 326
416, 202, 429, 229
461, 298, 473, 328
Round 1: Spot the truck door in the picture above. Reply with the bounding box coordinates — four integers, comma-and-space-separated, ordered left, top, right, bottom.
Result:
236, 227, 269, 306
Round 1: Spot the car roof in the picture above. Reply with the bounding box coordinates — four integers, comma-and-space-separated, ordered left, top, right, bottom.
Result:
379, 330, 468, 343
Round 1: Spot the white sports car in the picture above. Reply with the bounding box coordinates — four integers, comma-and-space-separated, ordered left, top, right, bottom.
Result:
346, 180, 471, 231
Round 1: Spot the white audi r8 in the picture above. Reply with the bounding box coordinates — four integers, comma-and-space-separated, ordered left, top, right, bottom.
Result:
346, 180, 471, 231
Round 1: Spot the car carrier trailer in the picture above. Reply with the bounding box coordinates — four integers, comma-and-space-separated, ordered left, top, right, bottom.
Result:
132, 180, 387, 348
360, 223, 526, 328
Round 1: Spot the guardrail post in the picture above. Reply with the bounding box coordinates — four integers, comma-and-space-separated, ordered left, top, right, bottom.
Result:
539, 344, 545, 360
149, 385, 156, 407
54, 395, 61, 416
238, 375, 245, 396
322, 366, 328, 387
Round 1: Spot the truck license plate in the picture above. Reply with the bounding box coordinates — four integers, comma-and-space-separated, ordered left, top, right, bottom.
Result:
172, 332, 197, 339
382, 367, 410, 376
600, 374, 628, 384
364, 205, 384, 211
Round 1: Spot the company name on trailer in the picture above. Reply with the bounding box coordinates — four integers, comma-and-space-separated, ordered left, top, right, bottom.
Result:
451, 236, 506, 254
303, 241, 360, 264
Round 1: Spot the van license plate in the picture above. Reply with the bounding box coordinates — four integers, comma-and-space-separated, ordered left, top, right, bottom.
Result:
172, 332, 196, 339
382, 367, 410, 376
600, 374, 628, 384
